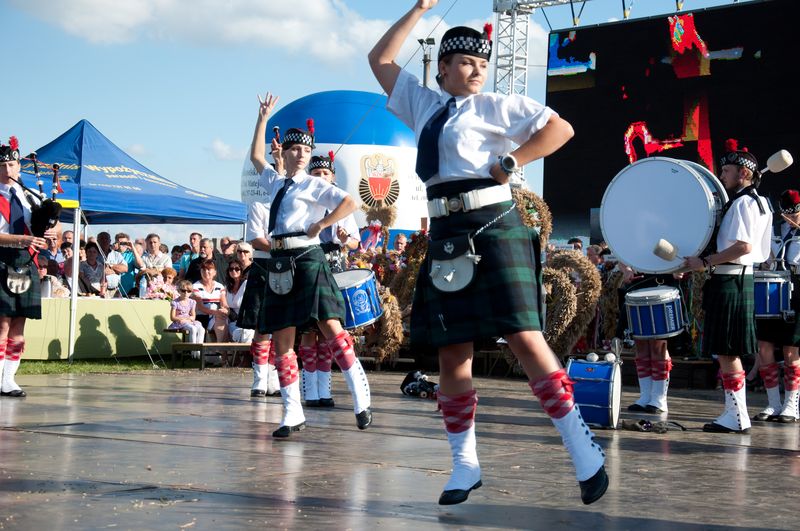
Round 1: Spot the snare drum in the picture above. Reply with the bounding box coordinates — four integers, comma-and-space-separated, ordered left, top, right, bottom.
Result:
625, 286, 685, 339
566, 358, 621, 429
601, 157, 727, 274
754, 270, 792, 319
333, 269, 383, 329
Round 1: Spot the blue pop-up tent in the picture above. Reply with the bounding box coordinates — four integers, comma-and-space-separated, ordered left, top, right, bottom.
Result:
19, 119, 246, 224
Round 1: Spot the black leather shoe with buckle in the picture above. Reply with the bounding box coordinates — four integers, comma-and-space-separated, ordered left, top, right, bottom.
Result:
250, 389, 266, 398
438, 480, 482, 505
0, 389, 26, 398
579, 466, 609, 505
702, 422, 750, 434
356, 408, 372, 429
318, 398, 335, 407
272, 423, 306, 438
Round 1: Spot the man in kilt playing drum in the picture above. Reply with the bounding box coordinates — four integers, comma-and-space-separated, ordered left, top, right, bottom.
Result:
250, 96, 373, 437
369, 0, 608, 505
684, 141, 772, 434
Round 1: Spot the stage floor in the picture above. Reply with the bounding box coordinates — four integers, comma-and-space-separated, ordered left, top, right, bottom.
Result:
1, 370, 798, 530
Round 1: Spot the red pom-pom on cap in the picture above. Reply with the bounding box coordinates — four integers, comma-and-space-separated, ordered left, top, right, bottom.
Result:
789, 190, 800, 205
724, 138, 739, 152
306, 118, 315, 136
483, 23, 493, 41
9, 136, 19, 151
328, 150, 335, 162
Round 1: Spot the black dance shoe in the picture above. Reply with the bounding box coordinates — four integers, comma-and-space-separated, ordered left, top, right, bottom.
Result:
250, 389, 266, 398
356, 408, 372, 430
272, 423, 306, 438
777, 415, 799, 424
438, 480, 482, 505
318, 398, 335, 408
644, 405, 665, 414
0, 389, 26, 398
305, 399, 321, 407
579, 466, 609, 505
752, 411, 778, 422
627, 403, 647, 412
702, 422, 750, 434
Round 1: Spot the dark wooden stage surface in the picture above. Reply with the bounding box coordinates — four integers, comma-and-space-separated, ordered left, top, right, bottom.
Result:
1, 370, 797, 530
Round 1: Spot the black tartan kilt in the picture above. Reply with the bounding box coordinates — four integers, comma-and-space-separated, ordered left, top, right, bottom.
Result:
236, 259, 268, 331
411, 194, 543, 349
257, 246, 345, 334
755, 275, 800, 346
0, 248, 42, 319
702, 272, 757, 357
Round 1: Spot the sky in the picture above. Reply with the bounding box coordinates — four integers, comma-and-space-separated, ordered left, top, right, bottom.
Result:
0, 0, 751, 246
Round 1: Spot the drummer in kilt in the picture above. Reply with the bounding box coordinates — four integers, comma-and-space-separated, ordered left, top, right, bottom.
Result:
684, 140, 772, 434
369, 0, 608, 505
250, 95, 373, 437
752, 189, 800, 423
0, 137, 58, 398
297, 152, 360, 409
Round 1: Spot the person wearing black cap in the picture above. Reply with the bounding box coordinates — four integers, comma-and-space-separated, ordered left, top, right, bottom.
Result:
250, 95, 373, 437
752, 189, 800, 423
297, 151, 361, 409
368, 0, 607, 506
0, 137, 59, 398
683, 139, 772, 433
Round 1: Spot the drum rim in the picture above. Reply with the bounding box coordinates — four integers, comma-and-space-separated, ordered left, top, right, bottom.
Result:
333, 268, 375, 289
600, 157, 724, 274
754, 271, 792, 280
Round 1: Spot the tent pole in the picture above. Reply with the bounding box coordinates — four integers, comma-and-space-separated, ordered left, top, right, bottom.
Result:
67, 207, 81, 364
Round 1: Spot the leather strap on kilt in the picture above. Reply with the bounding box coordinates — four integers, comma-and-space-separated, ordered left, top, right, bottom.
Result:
258, 246, 345, 334
0, 248, 41, 319
755, 275, 800, 347
701, 272, 757, 357
411, 185, 543, 348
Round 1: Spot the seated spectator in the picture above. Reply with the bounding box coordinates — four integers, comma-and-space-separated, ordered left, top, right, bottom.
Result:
145, 266, 178, 300
235, 242, 254, 277
192, 260, 229, 344
62, 229, 74, 245
171, 245, 184, 271
220, 236, 237, 258
132, 233, 172, 297
79, 241, 106, 296
40, 236, 65, 275
168, 279, 206, 359
97, 231, 128, 297
114, 233, 137, 297
178, 232, 202, 279
225, 258, 253, 345
185, 238, 227, 284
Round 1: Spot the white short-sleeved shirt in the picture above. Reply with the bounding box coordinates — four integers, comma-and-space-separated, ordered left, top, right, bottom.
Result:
716, 194, 772, 265
141, 252, 172, 271
321, 213, 360, 244
258, 167, 349, 236
386, 69, 555, 187
773, 222, 800, 266
246, 201, 270, 241
0, 182, 33, 234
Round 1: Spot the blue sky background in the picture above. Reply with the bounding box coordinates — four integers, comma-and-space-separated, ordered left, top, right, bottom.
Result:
0, 0, 748, 245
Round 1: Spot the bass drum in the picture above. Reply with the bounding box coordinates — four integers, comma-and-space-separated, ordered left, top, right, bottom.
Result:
601, 157, 727, 274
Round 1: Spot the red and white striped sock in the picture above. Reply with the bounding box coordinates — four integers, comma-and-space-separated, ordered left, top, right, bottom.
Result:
316, 341, 333, 373
327, 330, 356, 371
267, 341, 276, 366
250, 341, 270, 366
530, 368, 575, 419
438, 389, 478, 433
276, 350, 299, 388
635, 357, 652, 379
6, 338, 24, 362
759, 362, 780, 390
722, 371, 746, 392
0, 340, 7, 362
784, 363, 800, 392
651, 358, 673, 381
298, 344, 317, 372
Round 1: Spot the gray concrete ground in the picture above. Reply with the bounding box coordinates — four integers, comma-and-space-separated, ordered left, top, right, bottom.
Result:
1, 370, 798, 530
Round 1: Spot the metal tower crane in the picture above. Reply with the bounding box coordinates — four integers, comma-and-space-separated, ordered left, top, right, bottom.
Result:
492, 1, 595, 96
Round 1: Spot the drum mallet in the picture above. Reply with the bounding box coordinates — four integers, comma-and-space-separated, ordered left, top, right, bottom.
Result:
653, 238, 683, 262
761, 150, 793, 174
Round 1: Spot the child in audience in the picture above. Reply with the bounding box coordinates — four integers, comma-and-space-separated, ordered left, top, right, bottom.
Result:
169, 279, 205, 359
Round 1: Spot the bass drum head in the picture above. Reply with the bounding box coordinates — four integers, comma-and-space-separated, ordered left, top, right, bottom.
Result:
601, 157, 721, 274
610, 363, 621, 429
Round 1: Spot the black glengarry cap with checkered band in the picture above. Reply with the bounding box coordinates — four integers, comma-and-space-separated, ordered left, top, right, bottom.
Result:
438, 23, 493, 61
721, 138, 759, 176
309, 150, 335, 174
780, 189, 800, 214
0, 136, 20, 162
281, 118, 315, 149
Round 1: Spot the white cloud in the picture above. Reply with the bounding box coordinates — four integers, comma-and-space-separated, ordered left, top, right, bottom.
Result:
9, 0, 382, 62
209, 138, 246, 161
126, 143, 147, 157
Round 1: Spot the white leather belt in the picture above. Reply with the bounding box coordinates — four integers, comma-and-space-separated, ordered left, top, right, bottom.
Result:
713, 264, 753, 275
270, 235, 320, 250
427, 184, 512, 218
253, 250, 270, 259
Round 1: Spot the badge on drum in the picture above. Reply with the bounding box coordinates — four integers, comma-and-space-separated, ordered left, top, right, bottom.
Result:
444, 241, 454, 254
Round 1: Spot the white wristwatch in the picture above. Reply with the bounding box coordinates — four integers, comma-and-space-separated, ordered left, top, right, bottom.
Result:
499, 154, 519, 175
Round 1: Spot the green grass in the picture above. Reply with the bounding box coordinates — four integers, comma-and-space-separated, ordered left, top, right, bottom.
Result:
17, 357, 200, 375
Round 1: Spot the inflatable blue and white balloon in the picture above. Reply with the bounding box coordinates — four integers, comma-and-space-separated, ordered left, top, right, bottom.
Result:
241, 90, 427, 233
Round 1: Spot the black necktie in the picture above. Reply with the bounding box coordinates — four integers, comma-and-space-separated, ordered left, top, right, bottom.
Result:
782, 226, 797, 265
322, 210, 335, 242
9, 188, 26, 235
267, 178, 294, 234
415, 97, 455, 182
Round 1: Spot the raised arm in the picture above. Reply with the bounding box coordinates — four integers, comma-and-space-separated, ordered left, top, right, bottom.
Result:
368, 0, 438, 97
250, 92, 280, 175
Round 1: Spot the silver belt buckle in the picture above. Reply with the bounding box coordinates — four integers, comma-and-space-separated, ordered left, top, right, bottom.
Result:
447, 196, 463, 213
273, 239, 284, 250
